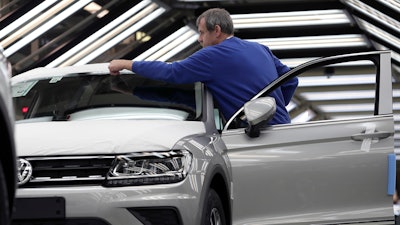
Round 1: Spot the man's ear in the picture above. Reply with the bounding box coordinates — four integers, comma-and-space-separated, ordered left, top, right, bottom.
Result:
214, 25, 222, 36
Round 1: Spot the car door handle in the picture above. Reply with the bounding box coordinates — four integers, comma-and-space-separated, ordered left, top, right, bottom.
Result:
351, 131, 392, 141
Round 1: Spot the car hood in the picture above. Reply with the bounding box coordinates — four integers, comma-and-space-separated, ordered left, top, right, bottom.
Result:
15, 120, 205, 156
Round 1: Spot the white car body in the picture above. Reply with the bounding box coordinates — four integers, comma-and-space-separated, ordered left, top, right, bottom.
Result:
12, 51, 395, 225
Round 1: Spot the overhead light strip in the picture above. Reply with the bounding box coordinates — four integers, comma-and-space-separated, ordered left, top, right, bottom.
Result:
281, 58, 374, 68
291, 109, 316, 123
134, 26, 193, 61
298, 74, 376, 87
322, 102, 400, 113
84, 2, 109, 18
355, 18, 400, 49
0, 0, 58, 40
300, 90, 376, 101
378, 0, 400, 13
300, 89, 400, 102
47, 0, 153, 67
343, 0, 400, 32
149, 29, 197, 61
3, 0, 92, 57
232, 9, 351, 29
134, 26, 198, 62
249, 34, 367, 50
158, 34, 198, 62
74, 6, 166, 66
280, 58, 317, 68
319, 103, 374, 113
330, 114, 372, 120
1, 0, 73, 50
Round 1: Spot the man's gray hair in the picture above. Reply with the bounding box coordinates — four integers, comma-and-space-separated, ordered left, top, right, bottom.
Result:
196, 8, 234, 35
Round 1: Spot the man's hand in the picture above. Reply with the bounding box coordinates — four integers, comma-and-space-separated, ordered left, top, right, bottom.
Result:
108, 59, 133, 75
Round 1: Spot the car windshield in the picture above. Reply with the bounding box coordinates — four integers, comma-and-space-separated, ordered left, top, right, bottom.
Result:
12, 73, 201, 122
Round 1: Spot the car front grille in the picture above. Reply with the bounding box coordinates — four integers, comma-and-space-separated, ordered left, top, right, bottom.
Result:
18, 156, 115, 187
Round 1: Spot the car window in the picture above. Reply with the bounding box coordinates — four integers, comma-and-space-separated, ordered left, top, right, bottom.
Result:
12, 74, 202, 122
289, 59, 377, 123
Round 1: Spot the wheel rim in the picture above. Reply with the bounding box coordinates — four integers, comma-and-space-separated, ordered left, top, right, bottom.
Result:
210, 207, 222, 225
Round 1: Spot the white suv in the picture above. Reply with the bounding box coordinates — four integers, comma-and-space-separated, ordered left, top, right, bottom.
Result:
12, 51, 395, 225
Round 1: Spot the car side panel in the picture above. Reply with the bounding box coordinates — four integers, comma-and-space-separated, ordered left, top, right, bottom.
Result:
223, 115, 394, 224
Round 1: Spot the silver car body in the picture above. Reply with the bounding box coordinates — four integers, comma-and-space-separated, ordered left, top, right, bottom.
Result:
0, 47, 16, 224
12, 51, 395, 225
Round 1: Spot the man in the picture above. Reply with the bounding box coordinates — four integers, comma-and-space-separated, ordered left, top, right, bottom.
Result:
108, 8, 298, 125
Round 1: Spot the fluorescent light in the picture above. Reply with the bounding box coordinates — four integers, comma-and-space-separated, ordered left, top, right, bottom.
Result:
84, 2, 109, 18
291, 109, 316, 123
299, 90, 375, 101
1, 0, 73, 49
318, 103, 373, 113
355, 18, 400, 48
355, 19, 400, 66
280, 58, 317, 68
298, 74, 376, 87
47, 0, 154, 67
158, 32, 198, 62
248, 34, 367, 50
3, 0, 92, 57
344, 0, 400, 32
298, 85, 400, 102
329, 114, 371, 120
134, 26, 198, 62
395, 114, 400, 121
395, 89, 400, 98
74, 6, 166, 65
394, 102, 400, 111
232, 10, 350, 29
280, 58, 374, 68
134, 26, 193, 61
0, 0, 57, 41
378, 0, 400, 13
285, 101, 297, 112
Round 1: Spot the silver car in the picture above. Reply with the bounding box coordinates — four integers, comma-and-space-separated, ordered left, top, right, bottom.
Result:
12, 51, 395, 225
0, 47, 16, 225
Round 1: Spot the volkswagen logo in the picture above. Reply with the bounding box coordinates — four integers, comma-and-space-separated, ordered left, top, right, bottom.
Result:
17, 158, 32, 185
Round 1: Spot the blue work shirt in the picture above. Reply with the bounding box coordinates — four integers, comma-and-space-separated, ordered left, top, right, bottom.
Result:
132, 37, 298, 125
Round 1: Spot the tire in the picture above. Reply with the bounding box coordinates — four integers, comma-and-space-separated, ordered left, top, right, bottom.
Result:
0, 161, 11, 225
202, 188, 226, 225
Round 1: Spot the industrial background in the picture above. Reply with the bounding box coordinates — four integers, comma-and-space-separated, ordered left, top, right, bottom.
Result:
0, 0, 399, 149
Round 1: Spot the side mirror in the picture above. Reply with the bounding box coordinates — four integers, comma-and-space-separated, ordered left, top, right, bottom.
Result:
244, 97, 276, 138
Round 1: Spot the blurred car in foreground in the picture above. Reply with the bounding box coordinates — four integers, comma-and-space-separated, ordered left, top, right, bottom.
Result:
0, 48, 17, 225
11, 51, 395, 225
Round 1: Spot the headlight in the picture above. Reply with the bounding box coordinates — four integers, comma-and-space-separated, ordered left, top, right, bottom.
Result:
103, 150, 192, 187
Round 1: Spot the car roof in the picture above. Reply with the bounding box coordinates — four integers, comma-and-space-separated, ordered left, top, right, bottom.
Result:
11, 63, 134, 84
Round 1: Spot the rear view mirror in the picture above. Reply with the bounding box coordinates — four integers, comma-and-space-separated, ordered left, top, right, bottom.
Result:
244, 97, 276, 138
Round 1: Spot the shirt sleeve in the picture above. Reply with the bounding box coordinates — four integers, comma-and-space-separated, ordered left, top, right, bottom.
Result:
268, 47, 299, 105
281, 76, 298, 105
132, 49, 213, 84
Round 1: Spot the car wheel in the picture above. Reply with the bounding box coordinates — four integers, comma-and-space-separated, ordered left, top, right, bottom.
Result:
202, 188, 226, 225
0, 161, 11, 225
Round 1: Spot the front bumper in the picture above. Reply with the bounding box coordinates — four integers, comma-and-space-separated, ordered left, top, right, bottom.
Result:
13, 180, 201, 225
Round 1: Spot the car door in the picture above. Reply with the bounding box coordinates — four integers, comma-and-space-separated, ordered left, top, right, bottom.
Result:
221, 51, 395, 225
